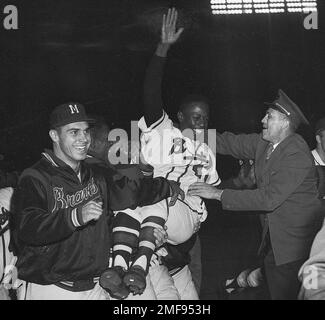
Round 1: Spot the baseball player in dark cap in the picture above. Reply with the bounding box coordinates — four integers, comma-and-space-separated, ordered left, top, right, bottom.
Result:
189, 89, 323, 300
10, 102, 183, 300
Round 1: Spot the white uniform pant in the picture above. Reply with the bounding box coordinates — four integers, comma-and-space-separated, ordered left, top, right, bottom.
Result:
172, 265, 199, 300
140, 199, 201, 246
18, 263, 180, 300
17, 282, 109, 300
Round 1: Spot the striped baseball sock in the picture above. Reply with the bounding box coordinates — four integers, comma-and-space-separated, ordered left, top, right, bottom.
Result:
112, 211, 140, 270
131, 216, 165, 274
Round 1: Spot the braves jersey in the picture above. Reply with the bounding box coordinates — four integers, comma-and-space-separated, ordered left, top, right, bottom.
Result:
11, 150, 173, 286
138, 110, 220, 219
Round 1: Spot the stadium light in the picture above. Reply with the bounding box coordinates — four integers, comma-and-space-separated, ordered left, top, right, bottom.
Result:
210, 0, 317, 15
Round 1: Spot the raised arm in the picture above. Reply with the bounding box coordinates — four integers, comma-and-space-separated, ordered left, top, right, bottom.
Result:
143, 7, 184, 127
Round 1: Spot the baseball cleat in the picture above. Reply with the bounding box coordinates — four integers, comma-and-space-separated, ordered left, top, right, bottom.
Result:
123, 265, 147, 295
99, 266, 129, 300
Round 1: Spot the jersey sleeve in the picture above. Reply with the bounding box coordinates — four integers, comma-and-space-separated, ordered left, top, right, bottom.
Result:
138, 110, 172, 134
138, 110, 179, 167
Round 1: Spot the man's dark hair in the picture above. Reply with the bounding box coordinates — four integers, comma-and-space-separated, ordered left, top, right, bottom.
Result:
178, 94, 210, 113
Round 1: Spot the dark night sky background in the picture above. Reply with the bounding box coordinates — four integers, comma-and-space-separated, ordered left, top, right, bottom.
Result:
1, 0, 325, 176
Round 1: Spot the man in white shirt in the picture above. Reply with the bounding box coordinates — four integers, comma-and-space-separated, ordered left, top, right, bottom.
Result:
311, 118, 325, 200
312, 117, 325, 166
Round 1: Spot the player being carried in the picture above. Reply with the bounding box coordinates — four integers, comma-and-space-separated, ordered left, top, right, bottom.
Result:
100, 8, 220, 299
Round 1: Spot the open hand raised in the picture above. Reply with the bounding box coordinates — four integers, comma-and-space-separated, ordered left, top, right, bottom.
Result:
161, 7, 184, 45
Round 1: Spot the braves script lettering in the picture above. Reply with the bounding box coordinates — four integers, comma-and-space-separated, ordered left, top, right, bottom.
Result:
52, 178, 99, 212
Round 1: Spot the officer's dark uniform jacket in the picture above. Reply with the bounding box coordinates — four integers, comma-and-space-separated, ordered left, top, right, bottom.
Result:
218, 132, 323, 266
10, 150, 172, 288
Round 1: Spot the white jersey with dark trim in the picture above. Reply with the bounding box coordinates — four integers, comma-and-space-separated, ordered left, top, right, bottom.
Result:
138, 111, 220, 219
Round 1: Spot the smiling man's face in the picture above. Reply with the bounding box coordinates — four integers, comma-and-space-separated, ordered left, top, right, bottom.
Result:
50, 121, 91, 170
261, 108, 288, 144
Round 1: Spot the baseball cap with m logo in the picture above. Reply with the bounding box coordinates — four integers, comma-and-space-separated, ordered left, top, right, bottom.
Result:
50, 102, 95, 129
